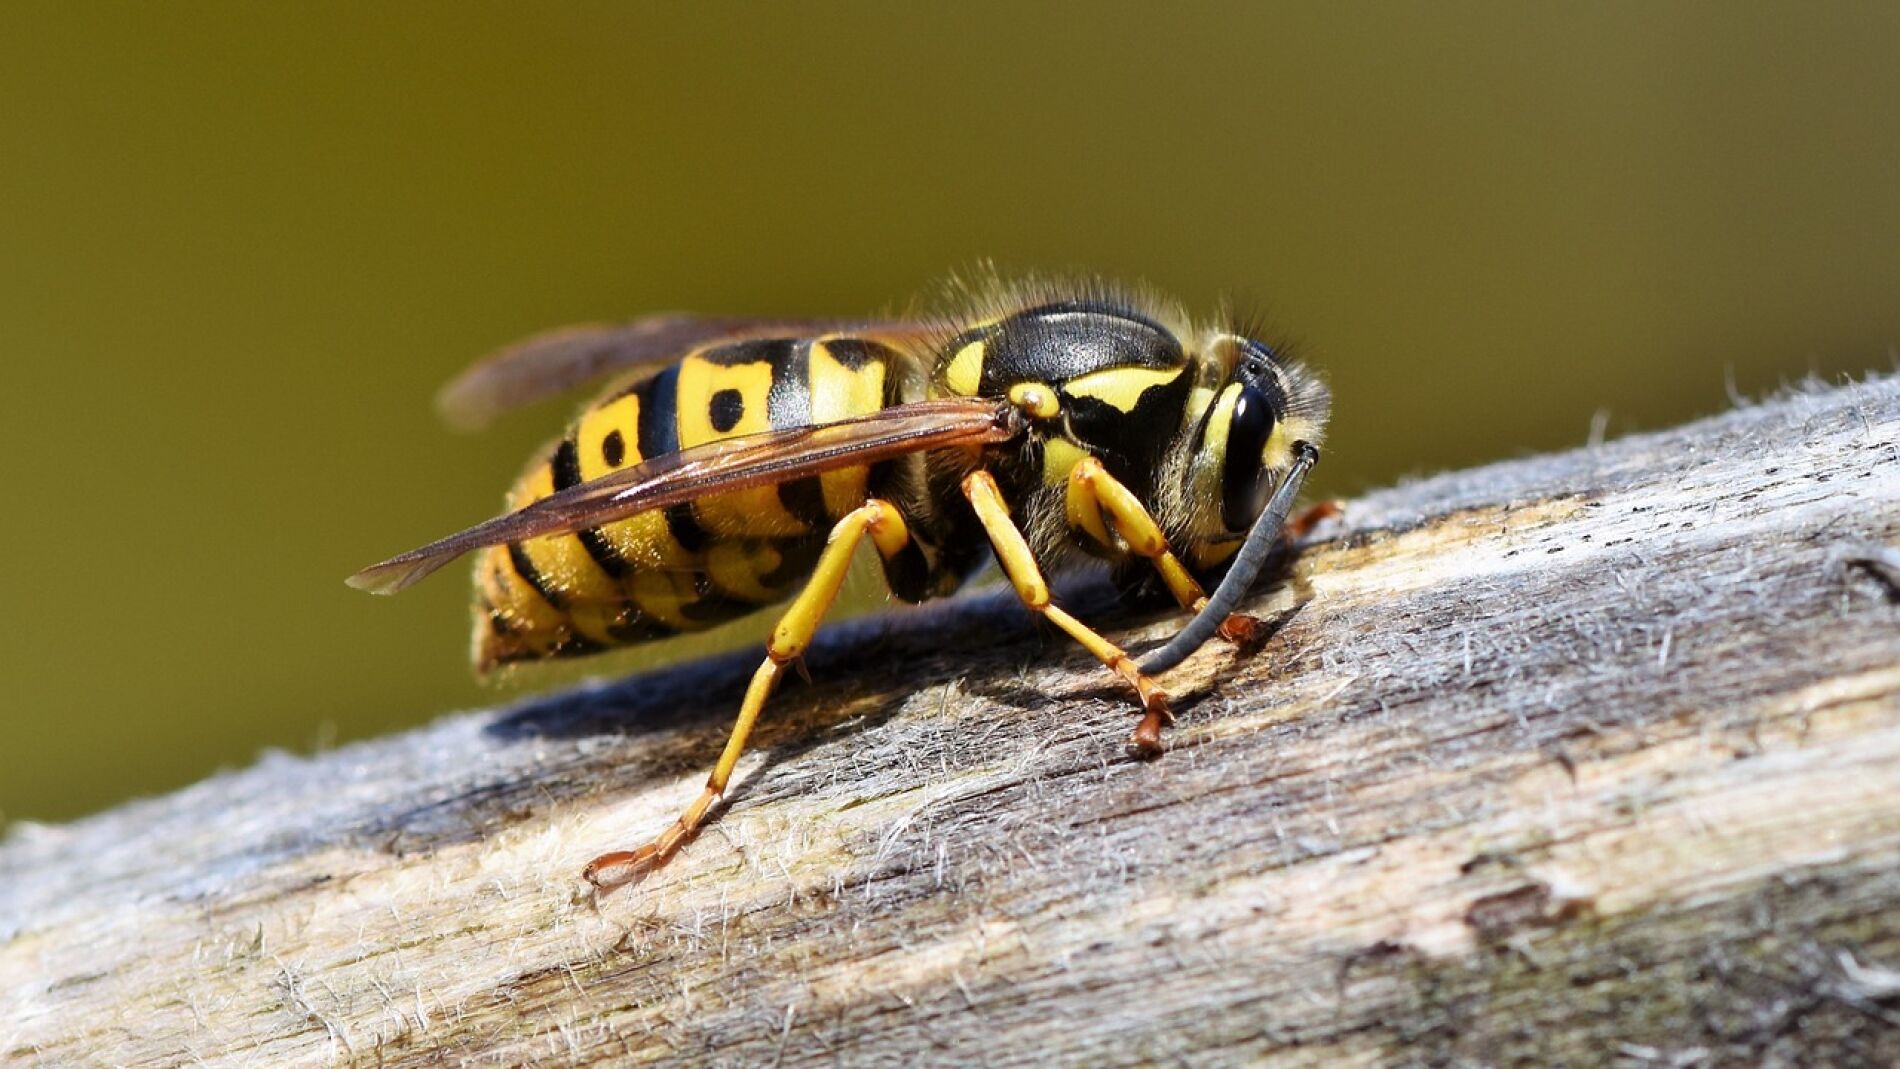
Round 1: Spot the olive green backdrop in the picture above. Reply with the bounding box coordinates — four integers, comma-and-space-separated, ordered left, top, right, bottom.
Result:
4, 4, 1897, 824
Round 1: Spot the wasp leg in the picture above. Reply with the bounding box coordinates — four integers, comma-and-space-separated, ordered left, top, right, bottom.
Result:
1066, 456, 1261, 646
1068, 457, 1206, 609
583, 499, 912, 888
963, 469, 1173, 756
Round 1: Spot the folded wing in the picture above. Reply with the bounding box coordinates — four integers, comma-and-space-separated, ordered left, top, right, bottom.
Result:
349, 398, 1018, 595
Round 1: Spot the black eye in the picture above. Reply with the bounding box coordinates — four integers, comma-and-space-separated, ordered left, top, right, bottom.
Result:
1221, 385, 1276, 531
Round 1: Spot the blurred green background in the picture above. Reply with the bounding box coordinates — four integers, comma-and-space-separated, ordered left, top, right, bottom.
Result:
3, 5, 1897, 825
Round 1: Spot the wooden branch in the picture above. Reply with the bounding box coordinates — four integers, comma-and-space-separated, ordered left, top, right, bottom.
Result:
5, 376, 1900, 1068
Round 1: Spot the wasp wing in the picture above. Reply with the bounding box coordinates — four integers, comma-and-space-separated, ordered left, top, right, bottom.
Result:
349, 398, 1017, 595
436, 314, 930, 431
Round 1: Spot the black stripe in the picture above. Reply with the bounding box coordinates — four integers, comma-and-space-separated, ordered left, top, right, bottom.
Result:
662, 503, 710, 552
608, 612, 678, 644
553, 436, 631, 579
551, 438, 582, 490
506, 542, 564, 610
639, 366, 713, 553
778, 477, 831, 529
489, 632, 607, 664
505, 449, 573, 608
637, 365, 683, 454
552, 633, 609, 658
879, 538, 933, 603
678, 571, 774, 621
816, 337, 881, 370
758, 538, 823, 591
695, 338, 793, 367
577, 530, 630, 579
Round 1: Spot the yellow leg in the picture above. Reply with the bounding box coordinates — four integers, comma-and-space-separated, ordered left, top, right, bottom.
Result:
583, 499, 912, 888
1068, 456, 1207, 609
963, 470, 1174, 755
1067, 456, 1264, 645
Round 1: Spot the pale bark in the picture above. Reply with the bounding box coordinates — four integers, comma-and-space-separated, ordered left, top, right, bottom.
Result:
4, 375, 1899, 1068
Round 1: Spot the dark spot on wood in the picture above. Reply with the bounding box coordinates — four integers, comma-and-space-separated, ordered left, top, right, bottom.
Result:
1460, 851, 1519, 875
1466, 881, 1593, 940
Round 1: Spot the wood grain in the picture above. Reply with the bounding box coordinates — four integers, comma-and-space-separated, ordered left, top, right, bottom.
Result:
5, 375, 1899, 1068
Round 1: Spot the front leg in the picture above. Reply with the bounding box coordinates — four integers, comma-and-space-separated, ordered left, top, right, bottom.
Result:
1066, 456, 1264, 645
963, 469, 1174, 756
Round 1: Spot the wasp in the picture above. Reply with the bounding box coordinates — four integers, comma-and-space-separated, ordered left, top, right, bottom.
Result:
350, 276, 1329, 887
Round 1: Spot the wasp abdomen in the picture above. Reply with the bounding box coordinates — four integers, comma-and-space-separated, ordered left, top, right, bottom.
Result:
474, 337, 896, 670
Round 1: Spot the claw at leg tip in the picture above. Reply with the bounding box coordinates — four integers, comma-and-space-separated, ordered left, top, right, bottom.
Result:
1218, 612, 1273, 650
1128, 706, 1170, 758
582, 849, 650, 889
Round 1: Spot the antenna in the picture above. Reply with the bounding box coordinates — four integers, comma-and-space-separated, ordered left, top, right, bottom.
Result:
1139, 440, 1319, 674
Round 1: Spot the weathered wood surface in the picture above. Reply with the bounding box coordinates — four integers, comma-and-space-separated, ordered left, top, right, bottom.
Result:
5, 376, 1900, 1068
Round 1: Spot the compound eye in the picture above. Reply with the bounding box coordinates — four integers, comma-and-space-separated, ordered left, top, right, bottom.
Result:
1220, 385, 1277, 531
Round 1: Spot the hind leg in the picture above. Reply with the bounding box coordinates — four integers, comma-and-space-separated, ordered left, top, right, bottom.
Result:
583, 499, 912, 888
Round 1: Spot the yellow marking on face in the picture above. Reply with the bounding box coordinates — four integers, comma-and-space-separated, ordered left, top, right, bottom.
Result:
1008, 381, 1060, 420
1041, 438, 1089, 487
1185, 385, 1218, 427
1263, 422, 1295, 473
1061, 366, 1182, 413
677, 355, 804, 537
1201, 383, 1243, 463
809, 340, 886, 515
943, 340, 985, 396
1275, 414, 1324, 467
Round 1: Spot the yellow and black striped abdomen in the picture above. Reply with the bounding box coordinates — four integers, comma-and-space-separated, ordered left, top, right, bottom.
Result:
474, 337, 896, 671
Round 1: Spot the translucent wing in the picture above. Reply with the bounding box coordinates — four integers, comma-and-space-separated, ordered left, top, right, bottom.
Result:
436, 314, 929, 431
349, 398, 1018, 595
